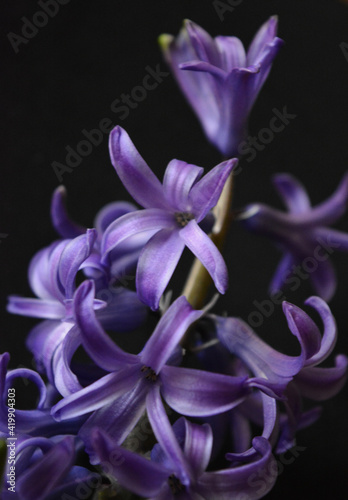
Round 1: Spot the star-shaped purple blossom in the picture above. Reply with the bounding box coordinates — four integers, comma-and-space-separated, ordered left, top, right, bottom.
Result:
214, 296, 347, 456
159, 16, 283, 157
92, 415, 277, 500
102, 126, 237, 310
51, 281, 280, 463
239, 172, 348, 301
7, 230, 146, 382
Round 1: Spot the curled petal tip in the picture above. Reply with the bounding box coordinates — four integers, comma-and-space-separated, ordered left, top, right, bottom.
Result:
110, 124, 122, 140
183, 18, 194, 29
0, 352, 10, 363
281, 300, 294, 314
268, 15, 279, 32
86, 227, 97, 242
225, 157, 239, 171
304, 295, 325, 308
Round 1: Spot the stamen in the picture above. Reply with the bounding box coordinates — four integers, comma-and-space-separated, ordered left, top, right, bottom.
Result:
175, 211, 194, 227
168, 474, 185, 494
140, 365, 158, 382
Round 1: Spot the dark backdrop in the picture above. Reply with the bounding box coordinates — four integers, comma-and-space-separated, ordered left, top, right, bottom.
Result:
1, 1, 348, 498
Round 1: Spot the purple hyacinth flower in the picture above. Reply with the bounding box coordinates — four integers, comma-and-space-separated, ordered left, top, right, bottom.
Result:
239, 172, 348, 301
212, 298, 318, 456
51, 281, 275, 463
102, 126, 237, 310
159, 17, 283, 157
215, 296, 348, 456
91, 415, 277, 499
276, 296, 348, 452
7, 230, 147, 381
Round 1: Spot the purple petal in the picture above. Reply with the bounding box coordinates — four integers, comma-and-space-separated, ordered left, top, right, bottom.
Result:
215, 315, 305, 379
180, 220, 228, 293
184, 19, 220, 66
189, 159, 237, 222
0, 355, 60, 435
315, 227, 348, 252
217, 67, 259, 156
101, 209, 173, 264
109, 126, 167, 209
163, 159, 203, 211
161, 365, 250, 416
141, 296, 203, 373
7, 296, 65, 319
180, 60, 227, 79
44, 241, 71, 301
52, 325, 83, 396
94, 200, 138, 235
229, 410, 252, 455
272, 173, 311, 214
28, 242, 65, 301
303, 296, 337, 366
151, 415, 212, 478
247, 16, 279, 65
91, 428, 168, 497
230, 393, 278, 459
51, 186, 86, 238
248, 377, 288, 399
197, 437, 276, 500
147, 386, 191, 484
160, 26, 220, 142
51, 365, 140, 421
282, 301, 322, 361
26, 320, 73, 382
215, 36, 246, 71
6, 368, 47, 409
308, 172, 348, 226
73, 281, 138, 371
136, 228, 185, 310
246, 173, 348, 229
79, 379, 147, 463
248, 37, 284, 96
182, 419, 213, 477
58, 229, 97, 299
295, 354, 348, 401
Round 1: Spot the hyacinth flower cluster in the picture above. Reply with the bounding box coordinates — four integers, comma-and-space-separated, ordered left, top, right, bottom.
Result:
2, 16, 348, 500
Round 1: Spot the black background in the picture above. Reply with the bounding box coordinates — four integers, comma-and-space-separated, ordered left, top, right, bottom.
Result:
1, 0, 348, 498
